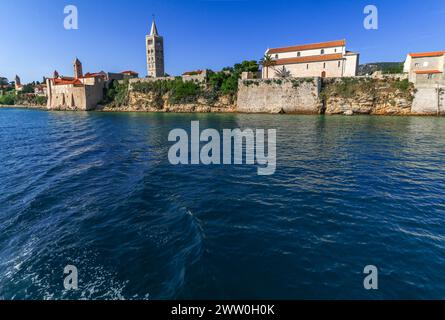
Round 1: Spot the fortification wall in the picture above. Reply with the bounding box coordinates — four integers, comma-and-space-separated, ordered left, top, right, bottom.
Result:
236, 78, 322, 114
411, 85, 445, 115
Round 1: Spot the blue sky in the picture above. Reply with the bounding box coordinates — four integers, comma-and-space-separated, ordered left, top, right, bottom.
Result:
1, 0, 444, 83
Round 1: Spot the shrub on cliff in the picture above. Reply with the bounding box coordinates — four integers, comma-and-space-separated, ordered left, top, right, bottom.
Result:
105, 79, 129, 106
0, 93, 15, 105
131, 79, 201, 105
206, 60, 259, 97
168, 80, 200, 104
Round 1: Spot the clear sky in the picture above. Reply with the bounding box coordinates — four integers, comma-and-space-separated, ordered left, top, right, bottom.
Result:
1, 0, 444, 83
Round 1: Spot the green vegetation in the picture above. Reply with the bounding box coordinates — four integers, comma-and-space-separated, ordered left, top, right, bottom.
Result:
104, 60, 260, 108
358, 62, 404, 75
207, 60, 259, 96
105, 79, 130, 106
0, 93, 15, 105
275, 66, 291, 79
259, 55, 276, 79
291, 78, 314, 89
131, 78, 201, 105
320, 77, 414, 101
0, 91, 47, 106
391, 78, 410, 91
326, 77, 375, 98
382, 63, 404, 74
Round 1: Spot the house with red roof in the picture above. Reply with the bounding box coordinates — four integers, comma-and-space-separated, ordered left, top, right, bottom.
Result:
404, 51, 445, 84
263, 39, 359, 79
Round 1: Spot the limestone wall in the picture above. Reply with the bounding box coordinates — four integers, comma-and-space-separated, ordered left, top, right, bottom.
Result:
236, 78, 322, 114
412, 85, 445, 115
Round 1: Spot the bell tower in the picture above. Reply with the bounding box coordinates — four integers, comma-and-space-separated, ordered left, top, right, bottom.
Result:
73, 58, 83, 78
146, 19, 165, 78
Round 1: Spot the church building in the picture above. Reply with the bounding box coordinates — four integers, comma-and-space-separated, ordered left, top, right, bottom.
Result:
46, 58, 106, 110
263, 39, 359, 79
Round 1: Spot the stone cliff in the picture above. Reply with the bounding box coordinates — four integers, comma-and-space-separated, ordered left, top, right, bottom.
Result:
101, 91, 236, 113
321, 78, 415, 115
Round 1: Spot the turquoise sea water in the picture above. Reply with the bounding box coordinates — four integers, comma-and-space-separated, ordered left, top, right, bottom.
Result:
1, 108, 445, 299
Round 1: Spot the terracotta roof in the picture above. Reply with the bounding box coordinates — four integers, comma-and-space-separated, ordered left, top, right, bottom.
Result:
414, 70, 442, 74
409, 51, 445, 58
274, 53, 344, 65
121, 70, 138, 75
268, 40, 346, 54
53, 78, 83, 85
83, 72, 106, 79
183, 70, 204, 76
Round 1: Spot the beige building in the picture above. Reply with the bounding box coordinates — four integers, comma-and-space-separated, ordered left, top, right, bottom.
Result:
46, 59, 106, 110
14, 75, 23, 92
146, 20, 165, 78
263, 40, 359, 79
404, 51, 445, 85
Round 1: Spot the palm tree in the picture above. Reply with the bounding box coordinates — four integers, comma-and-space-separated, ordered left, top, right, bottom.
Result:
259, 55, 276, 79
275, 66, 291, 79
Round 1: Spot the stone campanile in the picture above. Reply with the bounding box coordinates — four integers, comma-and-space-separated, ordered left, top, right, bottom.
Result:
146, 20, 165, 78
73, 58, 83, 78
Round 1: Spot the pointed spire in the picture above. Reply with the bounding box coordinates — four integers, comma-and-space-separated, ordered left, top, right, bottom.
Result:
150, 19, 159, 36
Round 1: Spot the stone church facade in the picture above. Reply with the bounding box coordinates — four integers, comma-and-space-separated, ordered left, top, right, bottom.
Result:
263, 40, 359, 79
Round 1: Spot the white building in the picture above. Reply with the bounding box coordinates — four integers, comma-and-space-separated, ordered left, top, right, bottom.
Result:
404, 51, 445, 85
263, 40, 359, 79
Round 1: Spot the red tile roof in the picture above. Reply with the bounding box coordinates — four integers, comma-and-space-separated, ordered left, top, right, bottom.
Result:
414, 70, 442, 74
183, 70, 204, 76
53, 78, 83, 85
274, 53, 344, 65
268, 40, 346, 54
83, 72, 106, 79
409, 51, 445, 58
121, 70, 138, 75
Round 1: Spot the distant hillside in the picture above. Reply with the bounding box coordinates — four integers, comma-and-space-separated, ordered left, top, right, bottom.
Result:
358, 62, 404, 76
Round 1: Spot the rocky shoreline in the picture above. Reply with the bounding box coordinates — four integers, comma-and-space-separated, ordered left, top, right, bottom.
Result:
2, 77, 443, 116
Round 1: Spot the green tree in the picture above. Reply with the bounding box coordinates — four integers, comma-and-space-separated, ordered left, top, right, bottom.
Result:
275, 66, 291, 78
259, 55, 276, 79
21, 84, 34, 94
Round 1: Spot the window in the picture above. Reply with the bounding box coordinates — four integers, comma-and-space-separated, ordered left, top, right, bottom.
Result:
307, 64, 309, 69
427, 74, 433, 80
297, 52, 301, 57
323, 63, 326, 69
321, 49, 325, 55
275, 54, 279, 59
338, 61, 341, 68
415, 63, 419, 67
